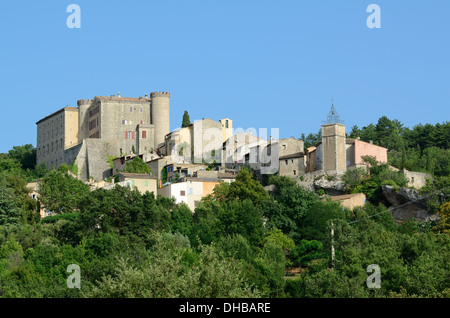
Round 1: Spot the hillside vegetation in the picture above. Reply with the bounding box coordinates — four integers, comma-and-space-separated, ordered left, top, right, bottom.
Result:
0, 116, 449, 298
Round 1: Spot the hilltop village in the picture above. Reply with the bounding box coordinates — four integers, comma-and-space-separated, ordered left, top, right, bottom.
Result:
31, 91, 432, 217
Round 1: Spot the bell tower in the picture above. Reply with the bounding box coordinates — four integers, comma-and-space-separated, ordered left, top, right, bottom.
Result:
321, 101, 346, 174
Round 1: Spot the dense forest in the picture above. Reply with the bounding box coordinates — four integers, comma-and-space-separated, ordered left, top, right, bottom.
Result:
0, 116, 449, 298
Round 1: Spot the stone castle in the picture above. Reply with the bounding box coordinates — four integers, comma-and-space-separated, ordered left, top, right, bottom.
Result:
36, 92, 170, 181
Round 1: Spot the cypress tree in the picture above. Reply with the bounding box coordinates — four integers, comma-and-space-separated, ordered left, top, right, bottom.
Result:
182, 111, 191, 128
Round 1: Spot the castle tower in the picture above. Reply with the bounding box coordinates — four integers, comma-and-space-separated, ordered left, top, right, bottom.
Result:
151, 91, 170, 147
321, 102, 346, 174
77, 99, 92, 142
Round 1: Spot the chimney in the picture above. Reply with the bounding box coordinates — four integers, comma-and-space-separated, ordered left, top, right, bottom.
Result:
369, 140, 373, 144
356, 136, 360, 140
117, 92, 121, 97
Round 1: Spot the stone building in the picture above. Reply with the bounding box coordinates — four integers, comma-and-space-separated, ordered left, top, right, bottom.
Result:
36, 91, 171, 181
279, 152, 306, 177
323, 193, 367, 210
161, 118, 227, 164
157, 178, 221, 212
400, 169, 432, 189
345, 137, 388, 169
36, 106, 79, 168
246, 137, 305, 175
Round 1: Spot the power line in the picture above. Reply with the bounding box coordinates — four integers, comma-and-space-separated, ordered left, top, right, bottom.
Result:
347, 185, 450, 225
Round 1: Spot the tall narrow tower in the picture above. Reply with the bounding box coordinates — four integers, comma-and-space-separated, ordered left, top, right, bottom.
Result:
151, 91, 170, 147
219, 118, 233, 143
321, 101, 346, 174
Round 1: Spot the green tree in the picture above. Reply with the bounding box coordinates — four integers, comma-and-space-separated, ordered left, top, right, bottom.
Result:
38, 170, 90, 214
7, 144, 36, 171
124, 156, 152, 174
0, 185, 23, 227
432, 202, 450, 235
182, 110, 191, 128
291, 239, 326, 267
83, 232, 260, 298
227, 169, 268, 206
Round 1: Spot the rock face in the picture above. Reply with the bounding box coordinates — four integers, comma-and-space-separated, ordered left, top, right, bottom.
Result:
313, 177, 346, 195
381, 185, 438, 222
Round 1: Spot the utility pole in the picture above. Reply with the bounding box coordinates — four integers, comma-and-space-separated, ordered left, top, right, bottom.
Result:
331, 221, 335, 271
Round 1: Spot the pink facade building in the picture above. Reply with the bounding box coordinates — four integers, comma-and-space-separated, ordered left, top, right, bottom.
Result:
346, 138, 388, 168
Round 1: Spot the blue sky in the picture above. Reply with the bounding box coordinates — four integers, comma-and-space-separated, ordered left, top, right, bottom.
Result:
0, 0, 449, 153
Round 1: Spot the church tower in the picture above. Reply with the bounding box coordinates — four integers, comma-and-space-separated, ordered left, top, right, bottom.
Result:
321, 101, 346, 174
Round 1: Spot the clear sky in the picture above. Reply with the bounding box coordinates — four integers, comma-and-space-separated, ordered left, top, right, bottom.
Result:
0, 0, 449, 153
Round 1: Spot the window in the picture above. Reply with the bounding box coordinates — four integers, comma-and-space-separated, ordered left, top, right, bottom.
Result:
180, 190, 185, 196
225, 120, 229, 128
189, 188, 193, 195
129, 107, 133, 112
285, 160, 288, 165
142, 130, 147, 139
145, 181, 149, 187
411, 177, 415, 184
293, 170, 296, 175
140, 107, 143, 113
140, 120, 143, 124
291, 159, 294, 163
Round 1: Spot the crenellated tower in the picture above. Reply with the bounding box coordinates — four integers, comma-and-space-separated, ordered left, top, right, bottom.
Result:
151, 91, 170, 147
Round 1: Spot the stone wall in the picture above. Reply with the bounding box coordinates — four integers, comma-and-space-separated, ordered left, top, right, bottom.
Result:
321, 124, 346, 174
400, 170, 432, 189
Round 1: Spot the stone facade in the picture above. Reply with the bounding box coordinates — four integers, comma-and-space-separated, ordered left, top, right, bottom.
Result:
36, 92, 170, 181
279, 152, 306, 177
400, 170, 432, 189
321, 123, 346, 174
36, 107, 79, 168
163, 118, 225, 164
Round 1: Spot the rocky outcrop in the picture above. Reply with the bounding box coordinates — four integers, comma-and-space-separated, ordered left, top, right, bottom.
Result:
313, 177, 346, 195
381, 185, 438, 222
